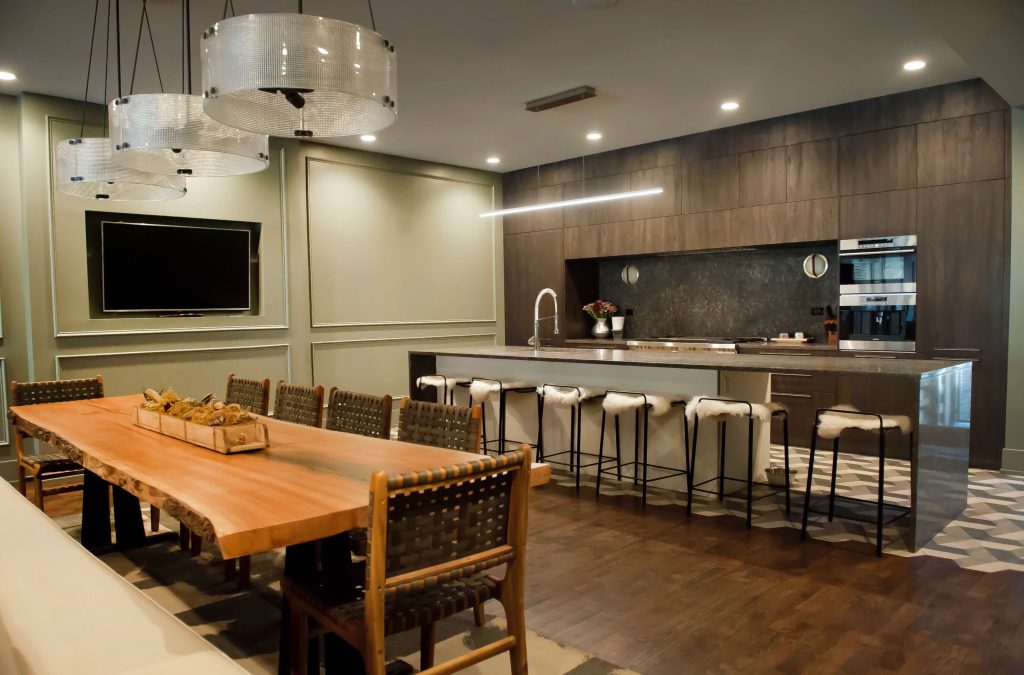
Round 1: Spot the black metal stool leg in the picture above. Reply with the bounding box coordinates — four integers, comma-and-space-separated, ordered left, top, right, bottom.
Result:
498, 390, 508, 455
682, 407, 691, 482
801, 419, 820, 538
475, 396, 487, 454
876, 429, 887, 557
633, 409, 640, 485
641, 405, 650, 507
596, 409, 607, 497
687, 414, 700, 516
746, 414, 754, 528
828, 438, 840, 521
577, 404, 584, 487
568, 403, 577, 476
782, 412, 792, 516
614, 415, 622, 480
718, 421, 727, 501
536, 394, 545, 462
573, 404, 582, 490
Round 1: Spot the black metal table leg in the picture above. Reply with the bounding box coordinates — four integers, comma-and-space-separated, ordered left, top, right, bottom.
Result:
279, 539, 363, 675
81, 470, 112, 551
112, 484, 146, 548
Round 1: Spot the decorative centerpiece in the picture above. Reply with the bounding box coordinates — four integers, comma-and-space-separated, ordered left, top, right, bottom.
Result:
582, 300, 618, 339
131, 388, 269, 454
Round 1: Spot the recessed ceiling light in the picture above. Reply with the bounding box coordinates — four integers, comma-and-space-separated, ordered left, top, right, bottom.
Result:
903, 59, 926, 71
586, 131, 602, 141
360, 134, 376, 142
720, 101, 739, 111
0, 71, 16, 81
486, 156, 500, 165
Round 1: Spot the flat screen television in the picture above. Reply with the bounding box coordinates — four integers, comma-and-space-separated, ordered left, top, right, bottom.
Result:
101, 220, 252, 312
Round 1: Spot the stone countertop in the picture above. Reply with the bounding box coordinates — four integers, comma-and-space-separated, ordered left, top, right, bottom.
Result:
413, 345, 966, 377
564, 338, 837, 352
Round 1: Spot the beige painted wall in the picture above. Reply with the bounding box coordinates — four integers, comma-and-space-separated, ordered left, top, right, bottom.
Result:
0, 92, 503, 480
1006, 106, 1024, 469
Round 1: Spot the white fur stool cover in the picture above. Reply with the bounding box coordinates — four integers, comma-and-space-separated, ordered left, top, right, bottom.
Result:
537, 385, 604, 408
816, 404, 912, 439
469, 379, 533, 402
685, 395, 785, 423
416, 375, 469, 389
602, 392, 676, 417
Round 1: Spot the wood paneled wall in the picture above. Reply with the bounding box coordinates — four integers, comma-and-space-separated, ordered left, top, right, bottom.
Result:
501, 78, 1011, 468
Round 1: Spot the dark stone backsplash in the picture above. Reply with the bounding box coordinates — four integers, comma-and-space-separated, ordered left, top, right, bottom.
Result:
596, 245, 839, 341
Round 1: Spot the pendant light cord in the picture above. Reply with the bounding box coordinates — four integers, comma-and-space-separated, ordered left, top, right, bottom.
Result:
78, 0, 101, 137
115, 0, 123, 99
221, 0, 236, 20
367, 0, 376, 31
129, 0, 164, 95
102, 0, 111, 136
184, 0, 191, 94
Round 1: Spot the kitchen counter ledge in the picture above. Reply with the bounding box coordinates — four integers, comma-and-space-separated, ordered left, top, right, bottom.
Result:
411, 345, 961, 378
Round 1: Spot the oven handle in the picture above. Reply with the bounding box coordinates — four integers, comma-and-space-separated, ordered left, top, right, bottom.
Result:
838, 248, 916, 257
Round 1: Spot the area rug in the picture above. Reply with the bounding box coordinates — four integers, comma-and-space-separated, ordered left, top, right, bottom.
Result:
54, 515, 637, 675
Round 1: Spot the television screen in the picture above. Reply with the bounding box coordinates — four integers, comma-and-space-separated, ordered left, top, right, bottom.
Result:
101, 220, 252, 312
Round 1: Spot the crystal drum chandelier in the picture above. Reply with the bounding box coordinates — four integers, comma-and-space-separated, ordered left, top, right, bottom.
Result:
201, 12, 397, 138
56, 137, 186, 200
110, 1, 269, 176
56, 0, 185, 201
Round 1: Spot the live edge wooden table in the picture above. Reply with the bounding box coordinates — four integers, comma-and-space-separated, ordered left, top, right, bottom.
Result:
9, 394, 550, 674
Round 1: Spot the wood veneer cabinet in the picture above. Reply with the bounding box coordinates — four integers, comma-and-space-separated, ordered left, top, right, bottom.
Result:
500, 79, 1011, 466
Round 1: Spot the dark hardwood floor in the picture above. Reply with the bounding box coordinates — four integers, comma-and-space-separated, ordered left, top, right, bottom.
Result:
35, 480, 1024, 674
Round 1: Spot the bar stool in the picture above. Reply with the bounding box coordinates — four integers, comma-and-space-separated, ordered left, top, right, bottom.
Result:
536, 384, 607, 490
415, 374, 471, 405
469, 377, 537, 456
595, 391, 691, 506
800, 405, 913, 556
686, 396, 791, 527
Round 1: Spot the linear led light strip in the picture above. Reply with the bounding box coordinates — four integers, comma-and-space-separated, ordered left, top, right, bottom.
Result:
479, 187, 663, 218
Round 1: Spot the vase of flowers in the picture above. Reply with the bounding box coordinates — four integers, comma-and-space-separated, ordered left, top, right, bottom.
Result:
583, 300, 618, 339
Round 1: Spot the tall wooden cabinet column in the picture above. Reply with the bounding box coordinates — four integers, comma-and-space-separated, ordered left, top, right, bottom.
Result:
503, 229, 564, 346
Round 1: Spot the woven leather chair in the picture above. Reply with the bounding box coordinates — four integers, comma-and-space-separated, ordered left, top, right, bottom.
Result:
274, 381, 325, 428
326, 388, 393, 438
282, 449, 532, 675
396, 397, 482, 454
9, 376, 104, 510
225, 373, 271, 415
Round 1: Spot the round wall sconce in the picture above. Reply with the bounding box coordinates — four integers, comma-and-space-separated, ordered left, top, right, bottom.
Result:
802, 253, 829, 279
620, 263, 640, 285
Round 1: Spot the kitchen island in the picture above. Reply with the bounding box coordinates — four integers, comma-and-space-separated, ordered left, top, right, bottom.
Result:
409, 346, 972, 552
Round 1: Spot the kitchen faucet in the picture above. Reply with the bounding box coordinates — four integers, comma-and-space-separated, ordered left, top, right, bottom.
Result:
530, 288, 560, 350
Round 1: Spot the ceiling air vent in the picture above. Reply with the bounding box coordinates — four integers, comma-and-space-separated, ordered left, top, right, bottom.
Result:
525, 86, 597, 112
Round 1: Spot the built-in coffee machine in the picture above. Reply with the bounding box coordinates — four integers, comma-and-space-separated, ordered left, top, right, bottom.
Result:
838, 235, 917, 352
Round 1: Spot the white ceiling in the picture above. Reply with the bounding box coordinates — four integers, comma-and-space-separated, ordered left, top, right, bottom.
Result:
0, 0, 987, 171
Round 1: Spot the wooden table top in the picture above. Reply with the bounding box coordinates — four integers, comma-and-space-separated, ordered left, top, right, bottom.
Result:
10, 395, 549, 559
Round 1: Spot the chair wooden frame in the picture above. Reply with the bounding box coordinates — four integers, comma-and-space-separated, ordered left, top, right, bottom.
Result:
396, 396, 483, 454
10, 376, 104, 511
284, 448, 531, 675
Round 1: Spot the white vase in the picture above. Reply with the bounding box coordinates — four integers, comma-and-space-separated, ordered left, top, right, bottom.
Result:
611, 316, 625, 339
591, 317, 611, 339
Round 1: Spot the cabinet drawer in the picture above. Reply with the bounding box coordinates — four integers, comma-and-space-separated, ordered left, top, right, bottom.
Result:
771, 372, 837, 394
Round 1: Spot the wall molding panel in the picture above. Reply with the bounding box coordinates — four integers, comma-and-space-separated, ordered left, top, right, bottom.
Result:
311, 333, 496, 399
54, 344, 293, 397
305, 156, 498, 328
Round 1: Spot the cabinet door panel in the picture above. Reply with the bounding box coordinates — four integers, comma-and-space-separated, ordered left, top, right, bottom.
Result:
503, 230, 564, 346
839, 127, 916, 195
916, 180, 1005, 352
839, 190, 916, 238
917, 111, 1005, 187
